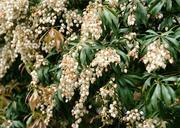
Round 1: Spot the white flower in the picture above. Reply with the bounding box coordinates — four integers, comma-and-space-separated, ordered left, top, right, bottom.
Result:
127, 14, 136, 26
142, 40, 173, 72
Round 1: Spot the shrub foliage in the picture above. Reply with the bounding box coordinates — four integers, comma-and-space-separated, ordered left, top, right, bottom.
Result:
0, 0, 180, 128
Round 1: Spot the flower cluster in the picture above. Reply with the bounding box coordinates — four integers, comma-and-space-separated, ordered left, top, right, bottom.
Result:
39, 87, 56, 125
128, 14, 136, 26
91, 47, 120, 74
30, 70, 39, 86
0, 0, 29, 34
29, 86, 57, 126
140, 118, 167, 128
119, 0, 138, 26
0, 43, 17, 79
72, 48, 121, 128
122, 109, 165, 128
119, 2, 127, 16
80, 1, 103, 41
0, 0, 69, 80
124, 32, 139, 59
97, 78, 121, 126
127, 0, 137, 26
59, 54, 79, 102
71, 67, 94, 128
142, 39, 173, 73
30, 0, 67, 37
0, 120, 13, 128
155, 13, 163, 20
13, 25, 39, 64
59, 10, 82, 35
122, 109, 144, 128
43, 0, 67, 14
106, 0, 119, 7
137, 118, 158, 128
34, 53, 48, 69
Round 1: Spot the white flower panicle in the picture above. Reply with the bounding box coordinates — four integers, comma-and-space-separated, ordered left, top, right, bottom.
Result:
1, 120, 13, 128
127, 14, 136, 26
123, 109, 144, 127
142, 40, 173, 73
29, 0, 67, 39
34, 54, 48, 69
71, 67, 94, 128
125, 32, 139, 59
13, 25, 39, 64
35, 86, 57, 126
0, 0, 29, 34
59, 10, 82, 35
72, 48, 121, 128
123, 109, 164, 128
98, 79, 121, 125
81, 1, 103, 41
0, 43, 17, 79
127, 0, 137, 26
139, 118, 167, 128
43, 0, 67, 13
106, 0, 119, 7
30, 70, 39, 85
59, 54, 79, 101
91, 48, 120, 69
137, 119, 157, 128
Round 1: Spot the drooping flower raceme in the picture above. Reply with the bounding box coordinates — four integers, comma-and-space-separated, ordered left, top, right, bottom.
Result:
80, 1, 103, 41
0, 0, 29, 34
97, 78, 121, 126
59, 54, 79, 102
142, 39, 173, 73
0, 43, 17, 79
72, 48, 121, 128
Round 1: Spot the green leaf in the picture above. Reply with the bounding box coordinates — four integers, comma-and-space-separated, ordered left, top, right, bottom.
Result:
161, 84, 171, 105
175, 0, 180, 6
123, 78, 135, 87
159, 17, 173, 30
80, 49, 87, 66
136, 0, 148, 25
143, 77, 152, 91
36, 68, 44, 82
164, 36, 180, 50
43, 67, 50, 84
12, 120, 24, 128
166, 0, 172, 11
166, 86, 176, 102
26, 115, 32, 126
162, 76, 177, 82
146, 30, 158, 35
57, 89, 63, 102
84, 46, 94, 62
101, 6, 119, 35
29, 0, 41, 6
117, 86, 134, 108
151, 84, 161, 107
149, 1, 165, 15
116, 49, 129, 62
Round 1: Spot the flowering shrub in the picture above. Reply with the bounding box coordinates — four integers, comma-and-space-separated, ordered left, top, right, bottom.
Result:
0, 0, 180, 128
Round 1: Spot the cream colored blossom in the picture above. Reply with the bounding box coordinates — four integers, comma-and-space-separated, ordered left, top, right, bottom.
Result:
0, 43, 17, 79
81, 1, 102, 41
127, 14, 136, 26
123, 109, 144, 127
59, 54, 79, 101
72, 48, 121, 128
142, 40, 173, 73
98, 78, 121, 126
